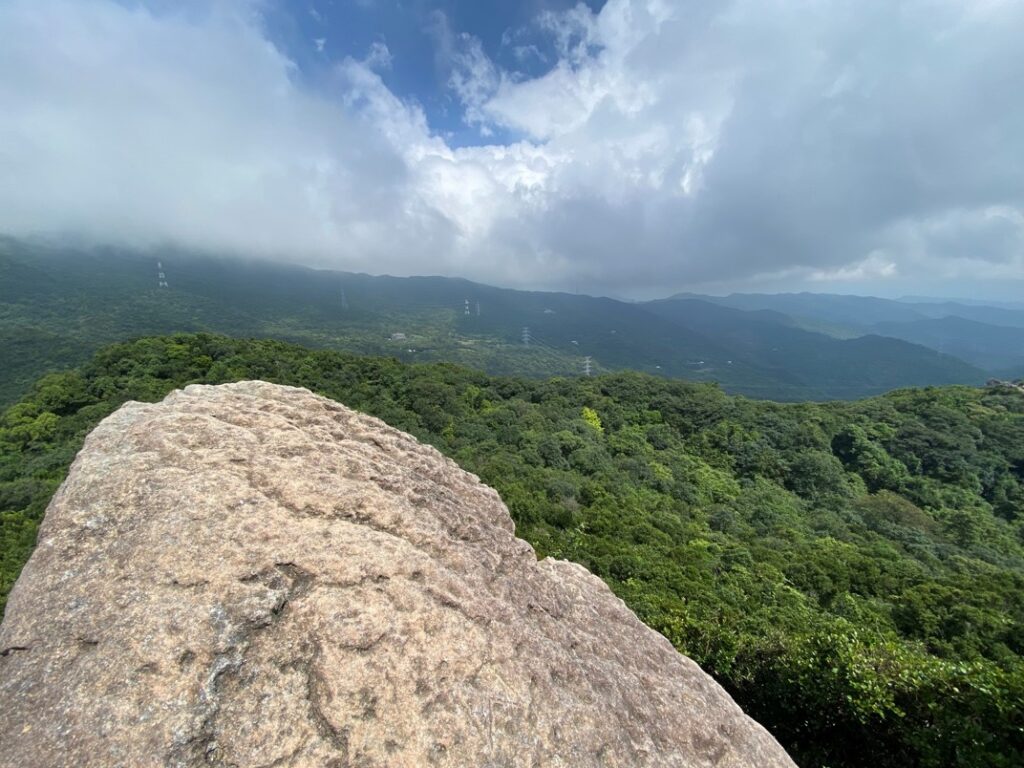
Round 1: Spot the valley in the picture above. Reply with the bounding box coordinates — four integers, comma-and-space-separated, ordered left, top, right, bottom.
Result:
2, 237, 1004, 407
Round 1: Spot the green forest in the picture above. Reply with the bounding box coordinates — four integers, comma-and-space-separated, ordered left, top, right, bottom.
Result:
0, 239, 991, 407
1, 334, 1022, 767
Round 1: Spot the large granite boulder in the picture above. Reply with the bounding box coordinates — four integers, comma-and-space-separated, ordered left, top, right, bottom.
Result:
0, 381, 795, 767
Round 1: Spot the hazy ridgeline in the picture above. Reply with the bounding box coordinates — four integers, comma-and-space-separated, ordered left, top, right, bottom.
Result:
4, 239, 1012, 409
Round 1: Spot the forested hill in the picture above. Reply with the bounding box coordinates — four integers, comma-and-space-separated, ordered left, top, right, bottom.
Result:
2, 334, 1022, 768
0, 237, 985, 406
684, 291, 1024, 375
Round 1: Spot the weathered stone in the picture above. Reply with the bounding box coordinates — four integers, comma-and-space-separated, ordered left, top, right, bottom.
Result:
0, 381, 795, 767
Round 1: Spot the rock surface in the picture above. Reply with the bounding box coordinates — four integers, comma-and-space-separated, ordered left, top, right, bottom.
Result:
0, 381, 795, 768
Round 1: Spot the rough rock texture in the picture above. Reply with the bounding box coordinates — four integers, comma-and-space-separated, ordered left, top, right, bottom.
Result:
0, 381, 795, 768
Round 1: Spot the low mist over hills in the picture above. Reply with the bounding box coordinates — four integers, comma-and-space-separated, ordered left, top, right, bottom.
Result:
1, 238, 1006, 406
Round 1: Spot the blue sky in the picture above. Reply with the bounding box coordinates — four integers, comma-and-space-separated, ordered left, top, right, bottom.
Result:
1, 0, 1023, 299
263, 0, 605, 146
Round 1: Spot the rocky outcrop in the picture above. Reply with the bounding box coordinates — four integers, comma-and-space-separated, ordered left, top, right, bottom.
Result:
0, 381, 795, 767
986, 378, 1024, 394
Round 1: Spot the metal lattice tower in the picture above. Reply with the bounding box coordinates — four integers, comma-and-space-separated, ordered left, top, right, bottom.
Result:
340, 285, 349, 310
464, 299, 471, 316
521, 326, 531, 346
583, 356, 592, 376
157, 261, 168, 289
476, 300, 481, 317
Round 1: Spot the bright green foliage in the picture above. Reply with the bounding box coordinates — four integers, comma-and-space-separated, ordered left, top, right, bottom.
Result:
2, 334, 1023, 767
581, 405, 603, 433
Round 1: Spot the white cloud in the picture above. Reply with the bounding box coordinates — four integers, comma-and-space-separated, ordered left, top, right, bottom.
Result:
511, 45, 544, 64
0, 0, 1022, 297
0, 0, 454, 272
808, 254, 899, 283
464, 0, 1024, 291
427, 11, 499, 125
364, 41, 392, 71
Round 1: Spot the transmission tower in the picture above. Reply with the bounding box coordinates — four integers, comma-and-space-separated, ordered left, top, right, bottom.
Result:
464, 299, 471, 316
340, 285, 349, 310
521, 326, 531, 346
157, 261, 168, 289
476, 300, 481, 317
583, 356, 592, 376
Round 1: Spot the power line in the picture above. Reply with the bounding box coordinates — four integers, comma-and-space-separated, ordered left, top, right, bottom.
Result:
525, 335, 562, 354
528, 337, 567, 359
526, 330, 574, 357
516, 329, 590, 376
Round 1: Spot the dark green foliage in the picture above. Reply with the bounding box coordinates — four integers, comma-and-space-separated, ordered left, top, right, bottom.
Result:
2, 334, 1023, 767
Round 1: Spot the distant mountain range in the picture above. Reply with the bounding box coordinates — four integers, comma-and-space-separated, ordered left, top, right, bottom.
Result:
2, 237, 1016, 405
679, 291, 1024, 376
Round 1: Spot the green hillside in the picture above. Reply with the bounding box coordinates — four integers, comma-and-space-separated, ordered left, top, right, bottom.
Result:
689, 291, 1024, 372
2, 334, 1022, 767
0, 238, 986, 405
869, 316, 1024, 371
645, 298, 985, 399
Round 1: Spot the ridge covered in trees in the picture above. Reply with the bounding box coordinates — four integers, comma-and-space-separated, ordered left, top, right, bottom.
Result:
0, 239, 987, 407
1, 334, 1022, 767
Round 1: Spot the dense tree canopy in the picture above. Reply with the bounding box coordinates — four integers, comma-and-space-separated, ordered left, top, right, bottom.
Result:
1, 334, 1022, 767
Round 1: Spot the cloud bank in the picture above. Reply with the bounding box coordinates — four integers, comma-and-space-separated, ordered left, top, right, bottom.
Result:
1, 0, 1022, 296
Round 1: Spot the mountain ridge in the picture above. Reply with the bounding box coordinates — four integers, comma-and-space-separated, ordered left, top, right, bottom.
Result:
0, 237, 989, 405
